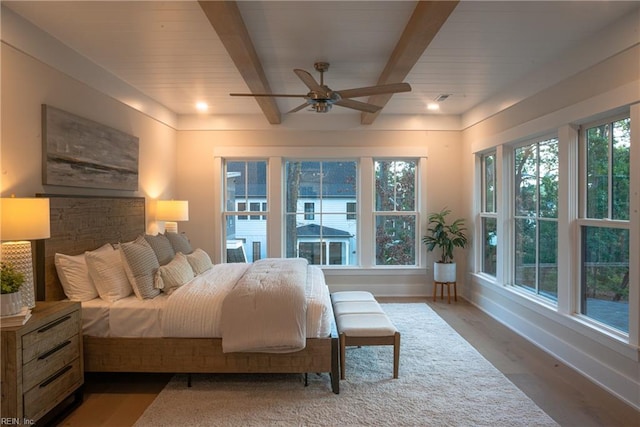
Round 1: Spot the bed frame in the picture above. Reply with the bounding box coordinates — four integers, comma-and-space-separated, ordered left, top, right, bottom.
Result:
35, 194, 339, 394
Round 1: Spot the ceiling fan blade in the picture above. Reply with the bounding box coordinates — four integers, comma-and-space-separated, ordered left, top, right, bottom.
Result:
335, 99, 381, 113
230, 93, 307, 98
336, 82, 411, 99
286, 102, 310, 114
293, 69, 327, 96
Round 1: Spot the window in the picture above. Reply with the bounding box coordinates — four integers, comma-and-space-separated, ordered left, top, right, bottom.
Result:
580, 117, 630, 332
304, 202, 315, 220
513, 137, 558, 301
374, 160, 417, 266
224, 160, 268, 263
480, 152, 497, 276
346, 202, 356, 220
285, 161, 357, 266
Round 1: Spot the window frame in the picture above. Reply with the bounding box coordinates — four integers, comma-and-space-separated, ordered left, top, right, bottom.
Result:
576, 114, 631, 335
216, 147, 428, 271
510, 134, 559, 303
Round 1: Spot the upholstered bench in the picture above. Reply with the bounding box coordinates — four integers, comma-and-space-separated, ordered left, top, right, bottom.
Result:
331, 291, 400, 380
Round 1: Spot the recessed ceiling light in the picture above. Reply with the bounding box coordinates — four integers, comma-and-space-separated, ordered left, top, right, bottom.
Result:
196, 102, 209, 112
427, 103, 440, 111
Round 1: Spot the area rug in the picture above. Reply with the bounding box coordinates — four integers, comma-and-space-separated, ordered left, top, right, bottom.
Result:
134, 303, 558, 426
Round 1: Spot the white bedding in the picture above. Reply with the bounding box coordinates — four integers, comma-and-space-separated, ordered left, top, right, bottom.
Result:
80, 262, 333, 340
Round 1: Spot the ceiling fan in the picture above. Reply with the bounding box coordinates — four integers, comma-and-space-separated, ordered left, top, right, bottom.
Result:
230, 62, 411, 114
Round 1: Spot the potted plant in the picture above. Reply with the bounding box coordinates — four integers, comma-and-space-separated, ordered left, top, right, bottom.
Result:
1, 262, 24, 316
422, 208, 468, 283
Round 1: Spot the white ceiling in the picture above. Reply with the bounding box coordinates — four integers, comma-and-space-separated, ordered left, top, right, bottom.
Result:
3, 0, 639, 122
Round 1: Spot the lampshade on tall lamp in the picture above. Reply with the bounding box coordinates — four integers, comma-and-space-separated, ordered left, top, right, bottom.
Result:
156, 200, 189, 233
1, 197, 50, 309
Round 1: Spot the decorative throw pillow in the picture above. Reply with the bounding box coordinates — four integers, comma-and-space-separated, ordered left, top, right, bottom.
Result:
85, 244, 133, 302
55, 246, 109, 301
144, 233, 175, 265
164, 232, 193, 255
186, 248, 213, 275
119, 235, 161, 299
154, 252, 194, 295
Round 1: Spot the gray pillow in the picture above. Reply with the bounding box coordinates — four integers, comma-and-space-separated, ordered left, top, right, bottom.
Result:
144, 233, 176, 265
164, 232, 193, 255
119, 235, 161, 299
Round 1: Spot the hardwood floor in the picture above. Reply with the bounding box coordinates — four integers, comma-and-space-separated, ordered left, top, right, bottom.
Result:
54, 298, 639, 427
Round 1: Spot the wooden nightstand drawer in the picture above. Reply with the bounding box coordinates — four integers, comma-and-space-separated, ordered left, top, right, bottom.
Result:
22, 309, 80, 363
23, 357, 82, 421
23, 334, 80, 391
1, 301, 83, 423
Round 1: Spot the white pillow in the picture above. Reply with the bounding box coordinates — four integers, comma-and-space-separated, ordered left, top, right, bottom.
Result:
186, 248, 213, 275
85, 244, 133, 302
55, 248, 103, 301
154, 252, 194, 295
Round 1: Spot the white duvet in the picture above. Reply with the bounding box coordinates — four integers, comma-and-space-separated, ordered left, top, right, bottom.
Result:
81, 260, 334, 347
220, 258, 308, 353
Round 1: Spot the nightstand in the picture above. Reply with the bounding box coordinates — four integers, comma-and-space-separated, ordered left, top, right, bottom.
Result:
1, 301, 84, 423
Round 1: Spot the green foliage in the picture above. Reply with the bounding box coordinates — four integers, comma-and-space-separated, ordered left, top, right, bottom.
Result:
422, 208, 468, 263
1, 262, 24, 294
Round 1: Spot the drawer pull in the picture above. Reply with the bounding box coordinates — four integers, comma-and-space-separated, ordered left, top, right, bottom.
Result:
39, 365, 73, 388
38, 340, 71, 360
37, 315, 71, 333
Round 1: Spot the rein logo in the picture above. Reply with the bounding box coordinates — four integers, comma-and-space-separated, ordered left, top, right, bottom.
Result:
0, 418, 34, 425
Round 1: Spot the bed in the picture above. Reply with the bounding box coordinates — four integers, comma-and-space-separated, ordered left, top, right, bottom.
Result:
35, 194, 339, 394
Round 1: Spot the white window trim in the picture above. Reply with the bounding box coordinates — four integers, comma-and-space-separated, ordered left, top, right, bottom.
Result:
215, 146, 428, 272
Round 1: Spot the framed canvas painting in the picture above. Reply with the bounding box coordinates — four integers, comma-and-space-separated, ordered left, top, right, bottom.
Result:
42, 105, 139, 191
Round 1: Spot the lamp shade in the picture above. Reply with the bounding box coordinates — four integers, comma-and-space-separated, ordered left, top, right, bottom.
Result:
156, 200, 189, 222
1, 197, 51, 241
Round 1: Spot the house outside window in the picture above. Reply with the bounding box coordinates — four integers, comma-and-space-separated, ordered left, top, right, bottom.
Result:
285, 161, 357, 266
580, 116, 630, 333
513, 137, 559, 301
224, 160, 268, 262
374, 159, 417, 266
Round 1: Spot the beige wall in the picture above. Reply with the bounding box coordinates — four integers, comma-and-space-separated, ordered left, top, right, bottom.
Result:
1, 43, 177, 232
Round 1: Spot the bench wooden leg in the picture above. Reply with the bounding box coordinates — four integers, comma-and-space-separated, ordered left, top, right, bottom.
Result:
339, 333, 346, 380
393, 332, 400, 379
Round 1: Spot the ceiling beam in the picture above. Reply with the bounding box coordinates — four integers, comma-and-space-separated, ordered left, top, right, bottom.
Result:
361, 0, 459, 125
198, 1, 281, 124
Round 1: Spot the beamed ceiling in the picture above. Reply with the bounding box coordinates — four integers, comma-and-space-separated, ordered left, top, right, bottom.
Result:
3, 1, 639, 126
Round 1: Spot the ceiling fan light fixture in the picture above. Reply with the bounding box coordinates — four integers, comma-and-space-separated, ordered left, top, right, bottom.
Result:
312, 101, 332, 113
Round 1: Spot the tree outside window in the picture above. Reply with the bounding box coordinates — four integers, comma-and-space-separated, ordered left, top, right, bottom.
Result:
514, 138, 559, 301
581, 117, 630, 333
481, 152, 497, 276
374, 160, 417, 266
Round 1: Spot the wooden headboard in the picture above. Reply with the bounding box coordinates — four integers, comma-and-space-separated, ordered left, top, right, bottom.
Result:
35, 194, 146, 301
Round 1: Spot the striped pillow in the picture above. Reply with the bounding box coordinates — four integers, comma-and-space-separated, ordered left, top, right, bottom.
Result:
186, 248, 213, 275
154, 252, 194, 295
144, 233, 175, 265
119, 235, 161, 299
164, 232, 193, 255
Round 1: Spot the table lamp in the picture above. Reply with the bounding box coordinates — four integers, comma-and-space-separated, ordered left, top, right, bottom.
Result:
156, 200, 189, 233
1, 197, 51, 308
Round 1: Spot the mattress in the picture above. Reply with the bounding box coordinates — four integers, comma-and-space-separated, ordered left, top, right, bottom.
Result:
80, 264, 333, 339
